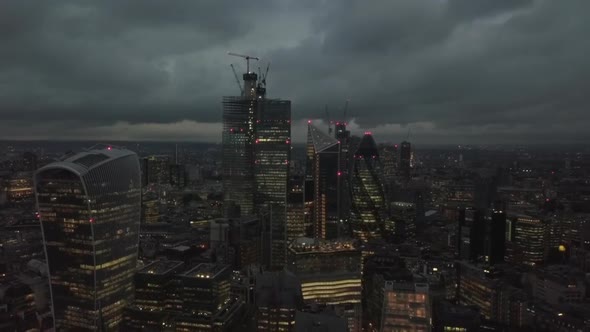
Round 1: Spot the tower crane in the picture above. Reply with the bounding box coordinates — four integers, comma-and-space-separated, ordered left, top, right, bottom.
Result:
227, 52, 259, 73
262, 62, 270, 86
230, 64, 244, 95
343, 99, 349, 123
325, 105, 332, 135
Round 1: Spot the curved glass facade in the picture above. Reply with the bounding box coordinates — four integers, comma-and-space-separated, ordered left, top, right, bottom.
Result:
350, 134, 387, 242
35, 149, 141, 331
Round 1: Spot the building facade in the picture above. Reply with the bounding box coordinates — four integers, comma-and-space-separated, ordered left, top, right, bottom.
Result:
35, 148, 142, 331
381, 281, 431, 332
305, 124, 340, 240
350, 133, 387, 242
287, 237, 362, 332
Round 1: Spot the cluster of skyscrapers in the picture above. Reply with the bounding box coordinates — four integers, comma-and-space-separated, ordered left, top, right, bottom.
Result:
3, 54, 587, 332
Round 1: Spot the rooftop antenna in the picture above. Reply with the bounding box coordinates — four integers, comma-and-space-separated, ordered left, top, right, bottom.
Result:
406, 126, 411, 141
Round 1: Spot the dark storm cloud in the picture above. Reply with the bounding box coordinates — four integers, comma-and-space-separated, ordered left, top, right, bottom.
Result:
266, 0, 590, 135
0, 0, 274, 125
0, 0, 589, 143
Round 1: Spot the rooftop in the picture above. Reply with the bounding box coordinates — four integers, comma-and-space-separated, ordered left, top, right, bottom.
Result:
307, 124, 338, 153
36, 148, 136, 177
184, 263, 229, 279
139, 260, 184, 276
289, 237, 358, 253
295, 311, 347, 332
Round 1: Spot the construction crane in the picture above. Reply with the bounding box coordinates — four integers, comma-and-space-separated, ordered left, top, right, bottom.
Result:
262, 62, 270, 86
229, 64, 243, 95
325, 105, 332, 135
343, 100, 349, 122
227, 52, 259, 73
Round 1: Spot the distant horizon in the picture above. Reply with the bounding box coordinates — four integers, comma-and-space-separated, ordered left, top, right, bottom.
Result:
2, 138, 590, 148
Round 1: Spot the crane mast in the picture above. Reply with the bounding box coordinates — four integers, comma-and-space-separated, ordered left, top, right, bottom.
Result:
230, 64, 244, 96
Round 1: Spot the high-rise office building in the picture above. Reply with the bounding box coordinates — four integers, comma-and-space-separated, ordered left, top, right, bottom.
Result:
141, 191, 159, 224
222, 67, 259, 216
223, 63, 291, 269
255, 270, 303, 332
287, 237, 362, 332
379, 143, 398, 200
488, 202, 506, 265
350, 132, 387, 242
141, 155, 171, 186
210, 217, 262, 270
287, 175, 305, 243
169, 163, 186, 188
381, 281, 431, 332
335, 122, 351, 226
35, 148, 142, 330
399, 141, 411, 180
173, 263, 244, 330
457, 262, 504, 321
362, 253, 412, 331
305, 124, 340, 240
254, 99, 291, 269
385, 201, 416, 242
509, 215, 546, 266
222, 93, 256, 216
122, 260, 184, 330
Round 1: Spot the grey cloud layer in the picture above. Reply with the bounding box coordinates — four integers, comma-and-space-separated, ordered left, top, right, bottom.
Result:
0, 0, 588, 143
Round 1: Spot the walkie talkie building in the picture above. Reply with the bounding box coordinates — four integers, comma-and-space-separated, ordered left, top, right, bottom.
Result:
35, 148, 141, 331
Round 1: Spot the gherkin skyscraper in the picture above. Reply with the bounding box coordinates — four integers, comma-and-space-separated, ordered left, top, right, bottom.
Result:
350, 132, 387, 242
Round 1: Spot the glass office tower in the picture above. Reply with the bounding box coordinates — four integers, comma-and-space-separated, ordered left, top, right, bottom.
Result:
254, 99, 291, 269
350, 133, 387, 242
35, 148, 141, 331
305, 124, 340, 240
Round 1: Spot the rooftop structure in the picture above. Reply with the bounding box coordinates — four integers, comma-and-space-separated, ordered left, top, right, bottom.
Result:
139, 260, 184, 276
184, 263, 230, 279
308, 124, 339, 153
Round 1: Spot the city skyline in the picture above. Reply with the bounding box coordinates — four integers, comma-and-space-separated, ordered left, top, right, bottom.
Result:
2, 2, 590, 331
1, 1, 589, 144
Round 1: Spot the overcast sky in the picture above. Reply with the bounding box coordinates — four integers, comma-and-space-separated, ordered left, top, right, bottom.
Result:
1, 0, 588, 144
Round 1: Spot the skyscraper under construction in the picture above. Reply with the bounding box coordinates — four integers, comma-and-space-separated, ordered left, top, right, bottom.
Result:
222, 54, 291, 268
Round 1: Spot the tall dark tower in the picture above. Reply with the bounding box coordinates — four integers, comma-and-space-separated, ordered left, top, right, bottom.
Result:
399, 141, 411, 180
350, 132, 387, 242
488, 201, 507, 265
35, 148, 141, 331
335, 121, 351, 229
223, 54, 291, 269
222, 71, 258, 216
254, 99, 291, 269
306, 124, 340, 240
